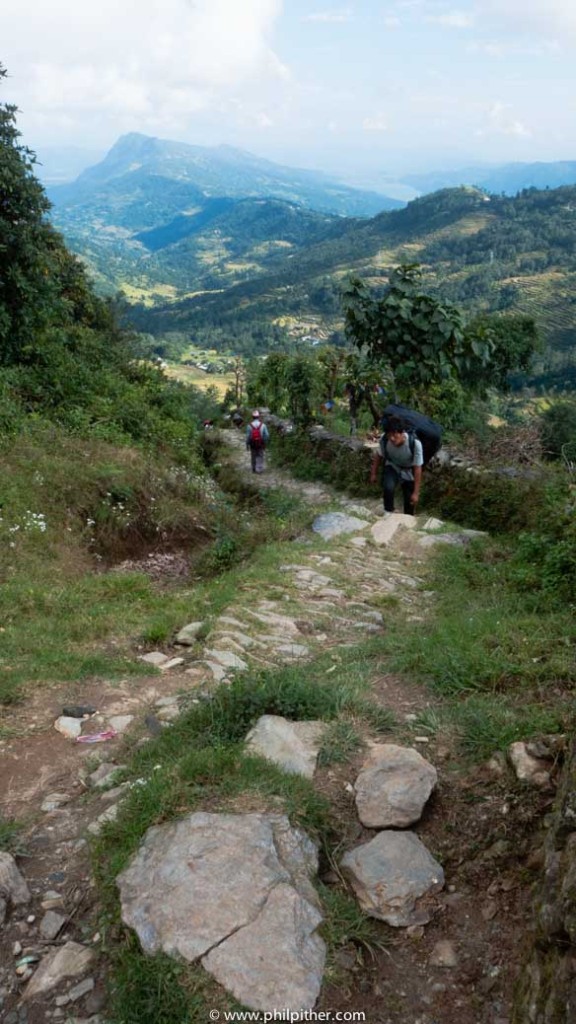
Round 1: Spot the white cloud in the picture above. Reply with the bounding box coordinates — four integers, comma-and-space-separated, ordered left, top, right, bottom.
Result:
476, 0, 576, 38
303, 10, 353, 23
477, 101, 532, 138
426, 11, 475, 28
362, 115, 388, 132
469, 39, 561, 57
2, 0, 286, 143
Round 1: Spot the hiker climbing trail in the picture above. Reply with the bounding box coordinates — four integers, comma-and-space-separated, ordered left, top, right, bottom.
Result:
0, 428, 540, 1024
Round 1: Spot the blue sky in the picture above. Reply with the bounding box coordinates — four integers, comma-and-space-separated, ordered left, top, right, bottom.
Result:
2, 0, 575, 182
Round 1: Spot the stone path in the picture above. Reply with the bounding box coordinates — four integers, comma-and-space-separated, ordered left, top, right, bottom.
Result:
0, 428, 521, 1024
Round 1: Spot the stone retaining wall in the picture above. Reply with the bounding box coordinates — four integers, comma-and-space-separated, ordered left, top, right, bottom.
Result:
513, 738, 576, 1023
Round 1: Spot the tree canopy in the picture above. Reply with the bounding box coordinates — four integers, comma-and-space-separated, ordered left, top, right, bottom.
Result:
342, 263, 539, 400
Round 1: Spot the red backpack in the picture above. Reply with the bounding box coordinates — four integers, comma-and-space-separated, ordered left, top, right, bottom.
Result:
249, 423, 264, 448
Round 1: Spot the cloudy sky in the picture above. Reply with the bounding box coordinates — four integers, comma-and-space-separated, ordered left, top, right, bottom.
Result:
2, 0, 575, 182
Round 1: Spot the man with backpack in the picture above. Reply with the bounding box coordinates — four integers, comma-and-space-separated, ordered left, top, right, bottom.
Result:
370, 414, 424, 515
246, 410, 270, 474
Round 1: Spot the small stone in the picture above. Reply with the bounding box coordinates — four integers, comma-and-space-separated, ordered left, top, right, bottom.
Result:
429, 939, 458, 967
87, 803, 119, 835
67, 976, 95, 1001
406, 925, 425, 939
55, 995, 70, 1007
139, 651, 169, 666
107, 715, 134, 734
159, 657, 185, 672
62, 705, 97, 718
27, 915, 36, 924
174, 622, 204, 645
41, 793, 71, 813
157, 705, 180, 722
41, 892, 64, 910
54, 716, 82, 740
13, 941, 22, 956
40, 911, 67, 940
88, 763, 125, 788
481, 900, 499, 921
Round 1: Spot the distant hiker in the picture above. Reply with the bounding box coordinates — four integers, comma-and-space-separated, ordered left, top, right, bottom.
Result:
246, 410, 270, 474
370, 415, 423, 515
231, 410, 244, 429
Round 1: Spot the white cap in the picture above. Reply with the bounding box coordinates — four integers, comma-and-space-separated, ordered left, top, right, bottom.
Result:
252, 410, 260, 418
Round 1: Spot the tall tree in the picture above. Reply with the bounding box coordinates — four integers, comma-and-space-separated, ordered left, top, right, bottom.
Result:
0, 65, 110, 366
0, 65, 58, 364
342, 264, 538, 400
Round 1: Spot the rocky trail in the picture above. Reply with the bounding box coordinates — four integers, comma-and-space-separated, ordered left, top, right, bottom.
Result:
0, 430, 554, 1024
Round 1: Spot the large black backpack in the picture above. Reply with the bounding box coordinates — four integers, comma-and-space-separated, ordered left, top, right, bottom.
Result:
381, 404, 443, 466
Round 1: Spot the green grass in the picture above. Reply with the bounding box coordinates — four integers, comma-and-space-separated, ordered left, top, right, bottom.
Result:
318, 718, 365, 766
0, 815, 25, 854
379, 542, 576, 696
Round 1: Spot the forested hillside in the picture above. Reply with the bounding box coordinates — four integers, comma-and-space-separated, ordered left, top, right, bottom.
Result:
129, 185, 576, 387
47, 133, 401, 298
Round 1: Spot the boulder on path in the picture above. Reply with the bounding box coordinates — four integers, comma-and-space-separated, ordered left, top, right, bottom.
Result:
23, 941, 95, 1000
312, 512, 370, 540
371, 514, 417, 547
175, 621, 205, 645
341, 831, 444, 927
508, 741, 551, 787
117, 812, 325, 1012
54, 716, 82, 739
0, 851, 31, 906
246, 716, 326, 778
354, 744, 437, 828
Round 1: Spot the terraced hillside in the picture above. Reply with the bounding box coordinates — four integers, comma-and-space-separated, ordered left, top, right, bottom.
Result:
128, 186, 576, 385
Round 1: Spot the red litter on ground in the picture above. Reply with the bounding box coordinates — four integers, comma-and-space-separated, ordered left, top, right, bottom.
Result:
76, 729, 117, 744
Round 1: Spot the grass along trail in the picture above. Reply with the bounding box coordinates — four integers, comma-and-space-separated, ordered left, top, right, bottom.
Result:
0, 430, 555, 1024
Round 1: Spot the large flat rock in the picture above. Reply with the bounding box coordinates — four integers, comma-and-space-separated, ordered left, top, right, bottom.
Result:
202, 883, 325, 1012
117, 812, 325, 1011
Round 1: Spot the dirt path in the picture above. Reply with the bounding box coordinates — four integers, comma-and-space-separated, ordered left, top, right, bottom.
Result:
0, 432, 543, 1024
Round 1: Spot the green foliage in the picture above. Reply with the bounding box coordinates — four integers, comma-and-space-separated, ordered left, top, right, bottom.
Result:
318, 718, 365, 766
506, 491, 576, 603
449, 695, 566, 760
272, 430, 374, 497
319, 885, 387, 955
247, 351, 322, 425
380, 538, 576, 698
0, 815, 24, 853
422, 465, 548, 534
343, 265, 468, 395
538, 399, 576, 460
342, 265, 539, 401
462, 313, 540, 393
108, 945, 206, 1024
171, 669, 349, 748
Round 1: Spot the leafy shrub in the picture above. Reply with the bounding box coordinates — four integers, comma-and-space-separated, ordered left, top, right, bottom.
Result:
422, 464, 549, 534
539, 400, 576, 460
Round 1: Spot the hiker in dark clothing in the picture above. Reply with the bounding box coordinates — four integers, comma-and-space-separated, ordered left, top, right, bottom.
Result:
370, 415, 423, 514
246, 410, 270, 474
